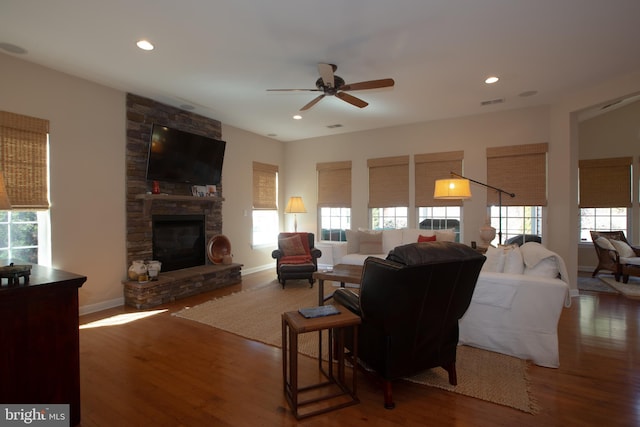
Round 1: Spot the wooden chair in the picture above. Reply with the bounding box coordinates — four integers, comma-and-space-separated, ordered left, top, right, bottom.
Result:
590, 230, 640, 283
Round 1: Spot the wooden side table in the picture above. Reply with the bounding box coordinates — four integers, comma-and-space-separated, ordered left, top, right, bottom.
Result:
281, 305, 360, 419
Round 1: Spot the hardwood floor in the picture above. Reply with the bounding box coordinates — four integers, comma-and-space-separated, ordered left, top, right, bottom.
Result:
78, 270, 639, 426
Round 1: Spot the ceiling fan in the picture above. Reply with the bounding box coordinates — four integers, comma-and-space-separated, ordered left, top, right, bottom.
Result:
267, 63, 395, 111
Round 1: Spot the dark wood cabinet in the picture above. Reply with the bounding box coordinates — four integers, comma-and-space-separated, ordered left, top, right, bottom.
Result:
0, 263, 86, 426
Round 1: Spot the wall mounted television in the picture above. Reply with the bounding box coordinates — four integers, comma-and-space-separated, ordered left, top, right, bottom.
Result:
146, 123, 226, 185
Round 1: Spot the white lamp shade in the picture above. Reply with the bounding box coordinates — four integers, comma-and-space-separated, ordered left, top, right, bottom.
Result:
285, 196, 306, 213
433, 179, 472, 200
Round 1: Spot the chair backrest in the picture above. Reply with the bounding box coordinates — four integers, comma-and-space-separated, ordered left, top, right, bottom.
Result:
277, 232, 315, 252
357, 241, 485, 379
590, 230, 628, 245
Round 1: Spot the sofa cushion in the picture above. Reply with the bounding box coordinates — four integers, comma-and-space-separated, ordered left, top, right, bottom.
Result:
383, 229, 404, 253
359, 230, 383, 254
524, 257, 559, 278
503, 245, 525, 274
481, 246, 505, 273
435, 229, 456, 242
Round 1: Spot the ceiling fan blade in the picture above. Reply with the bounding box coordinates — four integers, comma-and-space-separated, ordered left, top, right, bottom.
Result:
336, 91, 368, 108
317, 63, 336, 88
341, 78, 395, 91
300, 94, 325, 111
266, 88, 321, 92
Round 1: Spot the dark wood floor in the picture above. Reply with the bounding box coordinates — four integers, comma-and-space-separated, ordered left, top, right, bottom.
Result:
78, 270, 640, 426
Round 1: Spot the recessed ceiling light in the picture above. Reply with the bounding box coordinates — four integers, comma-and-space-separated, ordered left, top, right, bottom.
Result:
136, 40, 154, 51
485, 76, 499, 84
293, 115, 302, 120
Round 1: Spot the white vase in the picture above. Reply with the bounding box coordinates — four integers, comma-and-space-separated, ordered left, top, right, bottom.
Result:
479, 218, 496, 248
128, 260, 147, 281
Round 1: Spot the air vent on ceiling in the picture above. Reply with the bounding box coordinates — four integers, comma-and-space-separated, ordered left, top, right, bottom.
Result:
481, 98, 505, 106
327, 124, 343, 129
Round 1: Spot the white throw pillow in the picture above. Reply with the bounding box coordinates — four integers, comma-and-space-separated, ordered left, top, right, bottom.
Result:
345, 229, 360, 254
435, 228, 456, 242
524, 257, 559, 278
595, 236, 615, 251
481, 246, 505, 273
610, 239, 636, 258
503, 245, 525, 274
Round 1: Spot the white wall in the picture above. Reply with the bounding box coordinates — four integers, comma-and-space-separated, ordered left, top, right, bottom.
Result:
220, 125, 285, 274
0, 53, 126, 312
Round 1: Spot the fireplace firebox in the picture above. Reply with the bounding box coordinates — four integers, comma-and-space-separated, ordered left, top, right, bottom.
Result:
152, 215, 206, 272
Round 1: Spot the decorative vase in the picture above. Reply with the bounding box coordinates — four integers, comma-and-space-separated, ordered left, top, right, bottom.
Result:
479, 218, 496, 248
128, 260, 147, 281
146, 260, 162, 280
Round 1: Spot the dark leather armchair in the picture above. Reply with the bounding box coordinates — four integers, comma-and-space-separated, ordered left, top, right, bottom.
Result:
271, 232, 322, 288
334, 241, 485, 409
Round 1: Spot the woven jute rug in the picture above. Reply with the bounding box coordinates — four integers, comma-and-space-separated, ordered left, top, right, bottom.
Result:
174, 280, 539, 414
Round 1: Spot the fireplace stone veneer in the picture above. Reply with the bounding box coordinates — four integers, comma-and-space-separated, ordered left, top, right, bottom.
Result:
123, 263, 242, 309
125, 94, 240, 307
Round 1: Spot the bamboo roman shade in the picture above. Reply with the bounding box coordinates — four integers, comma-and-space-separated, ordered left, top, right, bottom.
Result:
415, 151, 464, 207
367, 155, 409, 208
486, 143, 548, 206
317, 161, 351, 207
0, 111, 50, 209
579, 157, 632, 208
252, 161, 278, 210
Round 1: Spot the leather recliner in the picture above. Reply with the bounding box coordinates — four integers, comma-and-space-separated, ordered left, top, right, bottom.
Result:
334, 241, 485, 409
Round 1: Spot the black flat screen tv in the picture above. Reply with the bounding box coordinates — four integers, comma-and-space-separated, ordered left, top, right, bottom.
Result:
146, 123, 226, 185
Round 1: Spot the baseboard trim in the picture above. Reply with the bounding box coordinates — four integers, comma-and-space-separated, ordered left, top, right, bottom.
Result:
80, 297, 124, 316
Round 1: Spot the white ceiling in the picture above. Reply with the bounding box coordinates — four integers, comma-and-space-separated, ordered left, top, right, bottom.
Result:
1, 1, 639, 141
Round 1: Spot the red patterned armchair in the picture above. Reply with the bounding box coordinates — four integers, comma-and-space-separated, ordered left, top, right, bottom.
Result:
271, 232, 322, 288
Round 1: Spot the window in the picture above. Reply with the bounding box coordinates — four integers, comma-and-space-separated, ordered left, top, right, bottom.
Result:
252, 162, 279, 246
415, 151, 464, 241
418, 206, 461, 242
579, 157, 632, 242
371, 207, 408, 230
490, 205, 542, 245
317, 161, 351, 241
0, 111, 51, 265
580, 208, 627, 242
319, 207, 350, 241
486, 143, 548, 244
368, 156, 409, 230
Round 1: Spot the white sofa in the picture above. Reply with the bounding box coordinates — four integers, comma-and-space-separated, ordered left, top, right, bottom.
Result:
332, 229, 572, 368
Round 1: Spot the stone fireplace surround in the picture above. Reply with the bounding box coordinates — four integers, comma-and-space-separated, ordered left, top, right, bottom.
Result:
123, 94, 240, 308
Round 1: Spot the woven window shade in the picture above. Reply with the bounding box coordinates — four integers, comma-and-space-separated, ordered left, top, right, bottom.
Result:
0, 111, 50, 209
486, 143, 548, 206
252, 161, 278, 210
415, 151, 464, 207
579, 157, 632, 208
317, 161, 351, 207
367, 155, 409, 208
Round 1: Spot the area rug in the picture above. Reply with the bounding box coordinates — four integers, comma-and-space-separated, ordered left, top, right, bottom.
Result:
174, 281, 538, 414
600, 276, 640, 299
577, 275, 618, 294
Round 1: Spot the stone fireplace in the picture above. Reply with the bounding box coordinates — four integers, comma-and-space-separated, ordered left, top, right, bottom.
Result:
123, 93, 241, 309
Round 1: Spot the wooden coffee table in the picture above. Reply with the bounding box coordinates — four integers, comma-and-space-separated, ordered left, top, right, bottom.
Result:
313, 264, 363, 306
